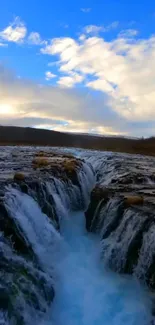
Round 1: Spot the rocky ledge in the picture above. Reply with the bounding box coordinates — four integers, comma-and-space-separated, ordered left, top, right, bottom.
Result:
85, 152, 155, 291
0, 147, 94, 324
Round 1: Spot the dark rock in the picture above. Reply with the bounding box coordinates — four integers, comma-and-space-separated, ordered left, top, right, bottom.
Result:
0, 245, 54, 324
85, 186, 109, 231
14, 172, 25, 182
85, 162, 155, 289
0, 202, 35, 259
124, 195, 144, 207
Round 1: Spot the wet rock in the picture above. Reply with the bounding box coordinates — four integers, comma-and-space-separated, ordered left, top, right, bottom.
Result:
32, 157, 50, 168
85, 152, 155, 292
0, 201, 35, 259
20, 183, 29, 194
0, 287, 9, 309
0, 242, 54, 324
124, 195, 144, 207
19, 180, 60, 228
86, 187, 153, 277
0, 147, 95, 323
14, 172, 25, 182
85, 186, 109, 231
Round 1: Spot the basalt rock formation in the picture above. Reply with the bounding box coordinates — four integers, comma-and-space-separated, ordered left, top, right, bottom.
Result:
85, 151, 155, 290
2, 146, 155, 324
0, 147, 94, 324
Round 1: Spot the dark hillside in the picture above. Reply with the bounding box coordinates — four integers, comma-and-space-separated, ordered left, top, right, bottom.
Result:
0, 125, 155, 156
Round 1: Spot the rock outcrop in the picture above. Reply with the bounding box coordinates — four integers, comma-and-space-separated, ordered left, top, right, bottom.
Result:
0, 147, 94, 324
85, 151, 155, 290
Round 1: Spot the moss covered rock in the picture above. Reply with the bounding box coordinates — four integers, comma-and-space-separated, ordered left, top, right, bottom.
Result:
14, 173, 25, 182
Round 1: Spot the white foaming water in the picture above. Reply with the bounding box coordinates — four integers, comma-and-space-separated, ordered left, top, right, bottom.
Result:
5, 187, 62, 274
42, 211, 152, 325
3, 159, 153, 325
135, 223, 155, 282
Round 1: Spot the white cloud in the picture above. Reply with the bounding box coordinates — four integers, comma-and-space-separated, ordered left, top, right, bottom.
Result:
79, 34, 86, 41
0, 64, 125, 136
83, 22, 119, 35
107, 21, 119, 30
57, 72, 84, 87
41, 37, 78, 56
1, 64, 155, 136
83, 25, 103, 34
47, 61, 60, 67
87, 79, 114, 93
1, 17, 155, 136
40, 121, 122, 135
81, 8, 91, 13
28, 32, 45, 45
118, 29, 138, 38
45, 71, 56, 80
0, 17, 27, 43
41, 33, 155, 122
0, 42, 8, 47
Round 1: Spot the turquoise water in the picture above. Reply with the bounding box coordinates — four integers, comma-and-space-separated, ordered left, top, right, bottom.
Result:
44, 211, 152, 325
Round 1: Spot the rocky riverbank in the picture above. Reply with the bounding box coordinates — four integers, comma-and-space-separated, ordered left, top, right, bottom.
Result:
0, 147, 94, 324
1, 146, 155, 324
85, 151, 155, 291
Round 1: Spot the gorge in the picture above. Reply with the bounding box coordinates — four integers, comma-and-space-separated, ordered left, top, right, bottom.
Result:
0, 146, 155, 325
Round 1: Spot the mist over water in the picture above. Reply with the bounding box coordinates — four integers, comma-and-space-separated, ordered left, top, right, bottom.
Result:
43, 211, 152, 325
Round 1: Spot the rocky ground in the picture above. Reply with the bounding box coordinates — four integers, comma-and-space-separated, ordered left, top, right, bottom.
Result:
84, 151, 155, 292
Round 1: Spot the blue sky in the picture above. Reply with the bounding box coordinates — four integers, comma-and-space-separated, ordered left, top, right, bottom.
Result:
0, 0, 155, 136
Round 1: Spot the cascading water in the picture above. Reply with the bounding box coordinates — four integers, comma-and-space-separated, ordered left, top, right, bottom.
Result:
1, 147, 155, 325
42, 210, 152, 325
100, 208, 149, 273
5, 187, 62, 274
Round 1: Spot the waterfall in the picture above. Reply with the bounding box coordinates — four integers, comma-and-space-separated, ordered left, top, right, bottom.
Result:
134, 223, 155, 286
77, 162, 95, 209
4, 187, 62, 273
1, 147, 155, 324
0, 231, 54, 325
82, 148, 155, 294
3, 160, 95, 274
41, 211, 152, 325
100, 208, 149, 273
0, 156, 95, 325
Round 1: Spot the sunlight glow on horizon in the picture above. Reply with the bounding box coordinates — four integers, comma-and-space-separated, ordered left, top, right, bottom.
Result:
0, 103, 15, 115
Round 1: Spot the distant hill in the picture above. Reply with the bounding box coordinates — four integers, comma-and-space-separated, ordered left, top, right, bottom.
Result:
0, 125, 155, 157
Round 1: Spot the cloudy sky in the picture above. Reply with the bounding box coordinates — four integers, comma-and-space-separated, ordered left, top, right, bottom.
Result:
0, 0, 155, 137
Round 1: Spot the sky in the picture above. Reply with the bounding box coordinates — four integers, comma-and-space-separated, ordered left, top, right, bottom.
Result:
0, 0, 155, 137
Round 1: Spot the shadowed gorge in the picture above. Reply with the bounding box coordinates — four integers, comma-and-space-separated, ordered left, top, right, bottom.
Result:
1, 146, 155, 324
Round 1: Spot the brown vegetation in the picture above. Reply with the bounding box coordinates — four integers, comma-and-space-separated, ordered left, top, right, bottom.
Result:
63, 159, 78, 173
35, 150, 74, 159
14, 172, 25, 181
35, 151, 46, 157
32, 157, 50, 168
124, 195, 144, 207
